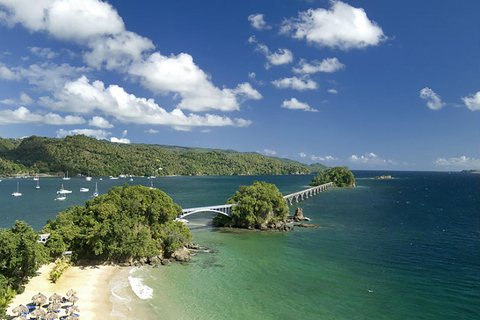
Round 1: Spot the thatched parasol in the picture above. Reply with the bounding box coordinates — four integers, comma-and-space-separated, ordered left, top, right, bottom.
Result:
68, 305, 80, 314
49, 292, 62, 303
45, 312, 59, 320
65, 315, 79, 320
66, 289, 75, 297
12, 316, 25, 320
31, 292, 47, 306
68, 293, 79, 306
30, 308, 46, 319
12, 304, 28, 316
47, 302, 62, 312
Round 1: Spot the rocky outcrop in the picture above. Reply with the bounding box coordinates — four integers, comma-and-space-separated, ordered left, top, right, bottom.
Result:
294, 223, 319, 228
171, 247, 191, 262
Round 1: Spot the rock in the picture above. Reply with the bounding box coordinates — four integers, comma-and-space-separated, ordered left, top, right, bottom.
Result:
149, 255, 163, 266
294, 207, 304, 220
172, 247, 191, 262
294, 223, 319, 228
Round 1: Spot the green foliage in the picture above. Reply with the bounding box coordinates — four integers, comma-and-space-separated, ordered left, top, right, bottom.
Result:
310, 166, 355, 187
0, 135, 314, 176
43, 185, 192, 262
215, 181, 288, 229
0, 282, 16, 318
49, 257, 71, 283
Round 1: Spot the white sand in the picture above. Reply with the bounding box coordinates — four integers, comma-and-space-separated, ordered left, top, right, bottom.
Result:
7, 263, 121, 319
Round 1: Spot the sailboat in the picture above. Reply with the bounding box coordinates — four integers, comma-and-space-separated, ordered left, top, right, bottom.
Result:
33, 173, 39, 181
63, 170, 70, 180
55, 191, 66, 201
149, 177, 155, 189
36, 179, 40, 189
58, 184, 72, 194
86, 170, 92, 181
12, 182, 22, 197
92, 182, 99, 197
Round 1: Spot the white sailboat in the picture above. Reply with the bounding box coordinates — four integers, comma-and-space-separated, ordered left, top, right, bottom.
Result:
58, 184, 72, 194
149, 177, 155, 189
36, 179, 40, 189
55, 191, 66, 201
92, 182, 99, 197
86, 170, 92, 181
80, 187, 89, 192
63, 170, 70, 180
12, 182, 22, 197
33, 173, 39, 181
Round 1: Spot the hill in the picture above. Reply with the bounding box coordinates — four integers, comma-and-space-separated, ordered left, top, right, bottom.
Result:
0, 135, 325, 177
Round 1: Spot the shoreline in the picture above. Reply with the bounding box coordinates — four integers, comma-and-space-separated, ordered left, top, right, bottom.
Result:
7, 263, 121, 319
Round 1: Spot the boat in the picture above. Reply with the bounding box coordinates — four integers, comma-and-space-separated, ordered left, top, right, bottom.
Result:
80, 187, 89, 192
109, 176, 119, 180
149, 178, 155, 189
92, 182, 99, 197
130, 178, 134, 182
55, 192, 66, 201
12, 182, 22, 197
174, 218, 189, 224
63, 171, 70, 180
36, 179, 40, 190
58, 184, 72, 194
33, 173, 39, 181
86, 170, 92, 181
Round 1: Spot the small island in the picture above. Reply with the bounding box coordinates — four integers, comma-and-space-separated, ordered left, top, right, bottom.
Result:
310, 166, 355, 187
374, 175, 392, 179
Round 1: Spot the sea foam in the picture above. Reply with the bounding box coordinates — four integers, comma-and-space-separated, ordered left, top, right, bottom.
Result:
128, 268, 154, 300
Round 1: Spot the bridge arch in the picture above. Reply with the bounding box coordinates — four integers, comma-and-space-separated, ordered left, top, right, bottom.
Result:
180, 209, 232, 219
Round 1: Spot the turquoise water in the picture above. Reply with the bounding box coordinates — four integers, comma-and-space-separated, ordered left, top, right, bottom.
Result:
1, 172, 479, 319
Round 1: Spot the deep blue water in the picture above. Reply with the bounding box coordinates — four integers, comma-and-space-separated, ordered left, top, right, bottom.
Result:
1, 171, 479, 319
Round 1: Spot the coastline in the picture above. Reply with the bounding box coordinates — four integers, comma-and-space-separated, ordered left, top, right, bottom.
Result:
7, 263, 121, 319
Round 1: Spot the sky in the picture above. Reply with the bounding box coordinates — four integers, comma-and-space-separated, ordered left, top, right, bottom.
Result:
0, 0, 478, 171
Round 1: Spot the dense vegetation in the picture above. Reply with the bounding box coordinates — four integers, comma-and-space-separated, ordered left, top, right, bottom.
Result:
0, 185, 192, 316
0, 135, 326, 177
213, 181, 289, 229
310, 166, 355, 187
42, 185, 191, 262
0, 221, 48, 318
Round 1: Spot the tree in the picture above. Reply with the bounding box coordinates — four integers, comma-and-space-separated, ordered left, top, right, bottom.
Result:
310, 166, 355, 187
214, 181, 288, 229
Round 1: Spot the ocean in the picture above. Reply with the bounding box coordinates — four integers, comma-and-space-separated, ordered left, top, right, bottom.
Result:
1, 171, 479, 319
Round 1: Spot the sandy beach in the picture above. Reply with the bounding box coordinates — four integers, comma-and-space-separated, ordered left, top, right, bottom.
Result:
7, 263, 121, 319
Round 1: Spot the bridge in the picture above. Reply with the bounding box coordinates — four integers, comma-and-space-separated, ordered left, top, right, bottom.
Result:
176, 182, 334, 220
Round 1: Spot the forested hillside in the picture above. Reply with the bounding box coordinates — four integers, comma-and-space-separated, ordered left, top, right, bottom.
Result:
0, 135, 326, 176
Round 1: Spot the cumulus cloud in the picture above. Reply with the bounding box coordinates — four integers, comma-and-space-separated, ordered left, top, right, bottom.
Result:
0, 92, 34, 105
293, 58, 345, 74
56, 128, 110, 140
328, 89, 338, 94
39, 76, 253, 131
272, 76, 318, 91
311, 155, 338, 162
29, 47, 58, 59
88, 116, 113, 128
461, 91, 480, 111
263, 149, 277, 156
349, 152, 396, 165
0, 106, 85, 125
420, 87, 445, 110
249, 36, 293, 69
280, 0, 387, 50
146, 128, 159, 134
0, 65, 20, 80
434, 156, 480, 169
248, 13, 271, 30
282, 98, 317, 112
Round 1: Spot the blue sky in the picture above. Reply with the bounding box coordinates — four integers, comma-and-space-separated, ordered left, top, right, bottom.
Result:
0, 0, 478, 171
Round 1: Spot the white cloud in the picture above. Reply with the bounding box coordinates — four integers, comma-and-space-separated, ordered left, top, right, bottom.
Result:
56, 128, 110, 140
0, 65, 20, 80
0, 106, 85, 125
129, 52, 262, 112
272, 76, 318, 91
349, 152, 396, 165
249, 36, 293, 69
248, 13, 271, 30
263, 149, 277, 156
328, 89, 338, 94
146, 128, 159, 134
434, 156, 480, 169
299, 152, 307, 158
0, 92, 34, 105
88, 116, 114, 128
0, 0, 125, 41
293, 58, 345, 74
282, 98, 318, 112
39, 76, 253, 131
29, 47, 58, 59
280, 1, 387, 50
110, 137, 130, 144
461, 91, 480, 111
311, 155, 338, 162
420, 87, 445, 110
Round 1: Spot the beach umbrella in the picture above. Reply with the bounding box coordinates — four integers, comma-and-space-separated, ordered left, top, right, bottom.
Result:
31, 292, 47, 306
30, 308, 46, 319
65, 315, 79, 320
68, 293, 79, 305
49, 293, 62, 303
47, 302, 62, 312
45, 312, 59, 320
66, 289, 75, 297
12, 304, 28, 316
12, 317, 25, 320
68, 305, 80, 314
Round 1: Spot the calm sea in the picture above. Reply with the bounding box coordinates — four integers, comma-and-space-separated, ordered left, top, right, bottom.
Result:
1, 171, 479, 319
